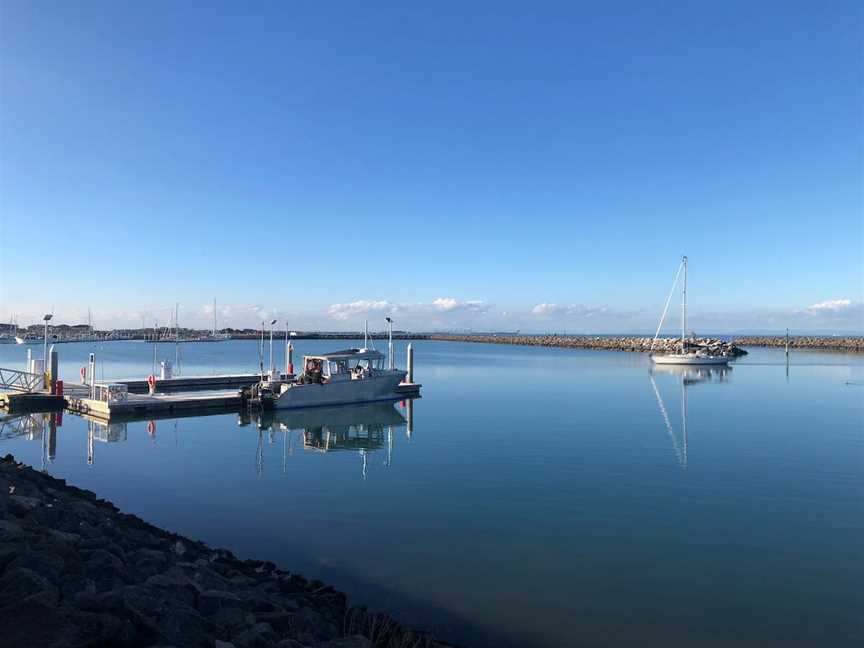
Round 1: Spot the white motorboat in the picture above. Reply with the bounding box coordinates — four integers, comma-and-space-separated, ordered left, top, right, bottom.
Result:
257, 348, 406, 410
650, 256, 730, 366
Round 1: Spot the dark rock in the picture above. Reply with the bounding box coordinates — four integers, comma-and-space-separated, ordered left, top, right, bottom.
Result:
156, 605, 214, 648
0, 567, 58, 608
0, 519, 23, 542
0, 455, 451, 648
320, 638, 374, 648
233, 621, 278, 648
199, 588, 243, 616
210, 605, 248, 630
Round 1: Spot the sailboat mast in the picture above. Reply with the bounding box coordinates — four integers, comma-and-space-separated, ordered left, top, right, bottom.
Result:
681, 255, 687, 352
212, 298, 217, 336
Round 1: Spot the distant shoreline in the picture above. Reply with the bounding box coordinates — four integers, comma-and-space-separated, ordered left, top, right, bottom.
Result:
4, 331, 860, 352
425, 334, 862, 353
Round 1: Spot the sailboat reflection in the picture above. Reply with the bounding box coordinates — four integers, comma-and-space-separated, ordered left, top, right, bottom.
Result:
241, 401, 411, 479
649, 365, 731, 468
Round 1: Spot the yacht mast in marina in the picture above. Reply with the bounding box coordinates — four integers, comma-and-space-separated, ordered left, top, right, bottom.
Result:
681, 255, 687, 353
651, 256, 729, 366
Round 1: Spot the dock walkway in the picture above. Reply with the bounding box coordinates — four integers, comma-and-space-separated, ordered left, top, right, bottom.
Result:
66, 389, 241, 420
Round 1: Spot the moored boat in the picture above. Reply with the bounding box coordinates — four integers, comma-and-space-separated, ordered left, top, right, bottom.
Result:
650, 256, 730, 366
249, 347, 406, 410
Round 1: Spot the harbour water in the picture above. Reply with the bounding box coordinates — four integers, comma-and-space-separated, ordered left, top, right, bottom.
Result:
1, 340, 862, 647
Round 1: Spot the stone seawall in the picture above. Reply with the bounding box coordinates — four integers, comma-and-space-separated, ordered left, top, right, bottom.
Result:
731, 336, 862, 352
0, 455, 451, 648
428, 335, 747, 356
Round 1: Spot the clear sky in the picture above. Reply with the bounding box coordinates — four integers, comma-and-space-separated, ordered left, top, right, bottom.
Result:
1, 0, 861, 333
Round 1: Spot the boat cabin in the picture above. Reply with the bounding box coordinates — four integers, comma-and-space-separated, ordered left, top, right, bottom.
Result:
300, 348, 386, 383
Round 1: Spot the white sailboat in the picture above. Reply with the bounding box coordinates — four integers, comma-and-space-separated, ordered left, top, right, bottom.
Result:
203, 298, 230, 341
650, 256, 730, 366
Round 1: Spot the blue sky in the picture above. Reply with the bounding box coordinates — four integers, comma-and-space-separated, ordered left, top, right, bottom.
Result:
1, 0, 861, 333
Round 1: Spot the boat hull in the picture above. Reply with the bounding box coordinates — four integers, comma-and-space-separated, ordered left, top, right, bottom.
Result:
273, 371, 406, 410
651, 354, 730, 366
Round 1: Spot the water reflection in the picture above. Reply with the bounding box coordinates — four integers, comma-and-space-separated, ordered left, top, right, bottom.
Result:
0, 411, 63, 470
4, 399, 415, 479
649, 365, 732, 468
84, 417, 128, 465
242, 401, 411, 479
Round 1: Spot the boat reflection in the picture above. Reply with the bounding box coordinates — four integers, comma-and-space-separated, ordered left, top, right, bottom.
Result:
649, 365, 731, 468
241, 401, 413, 479
3, 399, 416, 479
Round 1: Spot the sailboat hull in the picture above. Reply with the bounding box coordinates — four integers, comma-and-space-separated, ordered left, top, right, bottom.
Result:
651, 354, 729, 366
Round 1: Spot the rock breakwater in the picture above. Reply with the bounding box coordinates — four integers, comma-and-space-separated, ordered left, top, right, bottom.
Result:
0, 455, 451, 648
430, 335, 747, 356
731, 336, 862, 352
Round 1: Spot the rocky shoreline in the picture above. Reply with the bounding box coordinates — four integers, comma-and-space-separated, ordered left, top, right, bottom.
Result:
428, 334, 862, 354
0, 454, 452, 648
429, 335, 748, 356
731, 335, 862, 352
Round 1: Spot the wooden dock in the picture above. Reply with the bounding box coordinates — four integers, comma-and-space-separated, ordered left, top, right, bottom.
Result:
395, 382, 422, 398
0, 390, 65, 413
112, 373, 261, 393
67, 383, 421, 421
66, 390, 242, 421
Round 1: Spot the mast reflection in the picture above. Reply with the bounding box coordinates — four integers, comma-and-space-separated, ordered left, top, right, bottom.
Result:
649, 365, 731, 468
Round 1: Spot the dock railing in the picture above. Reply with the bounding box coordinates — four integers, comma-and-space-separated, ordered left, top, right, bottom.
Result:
0, 367, 45, 393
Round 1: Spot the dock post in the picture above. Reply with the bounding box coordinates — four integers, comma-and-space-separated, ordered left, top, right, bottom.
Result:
48, 345, 58, 393
386, 317, 394, 370
406, 398, 413, 439
406, 343, 413, 383
47, 413, 58, 462
88, 353, 96, 400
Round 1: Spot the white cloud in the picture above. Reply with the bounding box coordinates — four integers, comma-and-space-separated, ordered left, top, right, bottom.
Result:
327, 300, 394, 321
531, 303, 566, 316
326, 298, 491, 326
531, 303, 610, 318
432, 297, 490, 314
805, 298, 853, 313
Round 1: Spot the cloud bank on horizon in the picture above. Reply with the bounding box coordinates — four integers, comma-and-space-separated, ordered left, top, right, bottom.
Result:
6, 297, 862, 334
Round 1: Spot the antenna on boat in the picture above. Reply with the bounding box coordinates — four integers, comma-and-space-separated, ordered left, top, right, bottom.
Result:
364, 320, 368, 349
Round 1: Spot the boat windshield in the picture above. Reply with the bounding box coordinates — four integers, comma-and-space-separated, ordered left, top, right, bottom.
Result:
347, 357, 384, 371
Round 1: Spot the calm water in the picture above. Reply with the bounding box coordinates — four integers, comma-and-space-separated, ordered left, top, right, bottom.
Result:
1, 340, 862, 647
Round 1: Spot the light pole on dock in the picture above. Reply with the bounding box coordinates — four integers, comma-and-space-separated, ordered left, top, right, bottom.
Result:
269, 319, 278, 378
259, 322, 265, 378
42, 313, 52, 376
385, 317, 394, 370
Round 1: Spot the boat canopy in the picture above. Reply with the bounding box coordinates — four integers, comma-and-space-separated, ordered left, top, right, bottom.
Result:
305, 348, 384, 362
